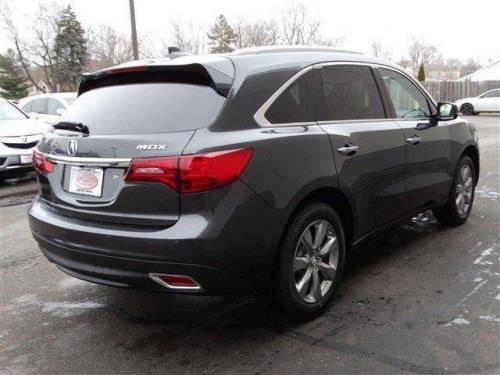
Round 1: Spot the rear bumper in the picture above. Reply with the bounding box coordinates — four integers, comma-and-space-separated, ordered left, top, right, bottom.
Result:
28, 181, 281, 295
34, 231, 250, 294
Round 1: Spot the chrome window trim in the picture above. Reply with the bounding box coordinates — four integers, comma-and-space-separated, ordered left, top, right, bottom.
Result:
253, 65, 314, 127
42, 153, 131, 167
253, 60, 439, 127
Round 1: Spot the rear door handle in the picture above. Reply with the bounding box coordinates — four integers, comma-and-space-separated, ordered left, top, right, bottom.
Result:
337, 143, 359, 156
406, 136, 422, 145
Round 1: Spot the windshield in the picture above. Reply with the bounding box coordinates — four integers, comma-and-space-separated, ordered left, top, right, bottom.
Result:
0, 100, 28, 121
60, 83, 226, 135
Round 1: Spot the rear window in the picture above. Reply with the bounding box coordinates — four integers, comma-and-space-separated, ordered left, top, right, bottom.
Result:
60, 83, 226, 134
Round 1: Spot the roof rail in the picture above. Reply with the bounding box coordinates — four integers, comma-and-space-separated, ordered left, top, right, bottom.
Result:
231, 46, 363, 56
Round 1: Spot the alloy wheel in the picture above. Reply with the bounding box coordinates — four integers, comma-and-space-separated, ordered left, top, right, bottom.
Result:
293, 219, 338, 304
456, 165, 473, 216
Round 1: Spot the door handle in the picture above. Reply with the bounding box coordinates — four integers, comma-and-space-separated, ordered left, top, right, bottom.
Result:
337, 143, 359, 156
406, 135, 422, 145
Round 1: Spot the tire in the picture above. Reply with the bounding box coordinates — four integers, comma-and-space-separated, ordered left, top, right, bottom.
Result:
272, 202, 346, 320
433, 155, 476, 226
460, 103, 475, 116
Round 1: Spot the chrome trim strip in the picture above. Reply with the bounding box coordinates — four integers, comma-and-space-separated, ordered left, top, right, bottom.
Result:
43, 153, 131, 167
253, 60, 438, 127
253, 65, 314, 127
148, 273, 202, 291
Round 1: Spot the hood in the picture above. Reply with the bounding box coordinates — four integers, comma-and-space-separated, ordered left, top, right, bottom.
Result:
0, 118, 51, 137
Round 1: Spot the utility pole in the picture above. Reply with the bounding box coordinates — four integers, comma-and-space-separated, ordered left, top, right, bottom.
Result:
129, 0, 139, 60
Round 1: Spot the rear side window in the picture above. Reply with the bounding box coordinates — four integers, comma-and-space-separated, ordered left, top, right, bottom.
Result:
21, 101, 32, 113
265, 70, 315, 124
60, 83, 226, 134
380, 68, 430, 119
317, 65, 386, 121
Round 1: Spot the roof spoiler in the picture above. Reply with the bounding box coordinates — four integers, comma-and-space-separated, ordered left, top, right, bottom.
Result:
78, 62, 233, 97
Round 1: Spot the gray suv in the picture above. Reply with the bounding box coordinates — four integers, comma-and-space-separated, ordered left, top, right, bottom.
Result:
29, 48, 479, 320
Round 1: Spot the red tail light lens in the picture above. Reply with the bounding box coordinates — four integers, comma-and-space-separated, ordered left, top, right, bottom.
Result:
125, 156, 179, 191
125, 148, 254, 194
32, 150, 54, 173
179, 148, 254, 194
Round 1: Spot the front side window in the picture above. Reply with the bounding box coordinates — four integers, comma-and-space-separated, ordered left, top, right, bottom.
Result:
317, 65, 386, 121
31, 98, 48, 114
47, 99, 64, 115
265, 70, 315, 124
380, 68, 430, 119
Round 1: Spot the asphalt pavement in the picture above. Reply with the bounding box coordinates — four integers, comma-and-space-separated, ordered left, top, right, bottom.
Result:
1, 115, 499, 375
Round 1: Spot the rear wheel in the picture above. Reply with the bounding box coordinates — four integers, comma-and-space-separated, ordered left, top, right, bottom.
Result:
433, 155, 475, 226
272, 202, 346, 320
460, 103, 475, 116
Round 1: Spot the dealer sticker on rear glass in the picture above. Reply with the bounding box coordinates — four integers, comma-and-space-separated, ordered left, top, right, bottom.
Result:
68, 166, 104, 197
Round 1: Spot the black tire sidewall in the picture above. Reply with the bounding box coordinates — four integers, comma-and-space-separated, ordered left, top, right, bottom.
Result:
274, 202, 346, 319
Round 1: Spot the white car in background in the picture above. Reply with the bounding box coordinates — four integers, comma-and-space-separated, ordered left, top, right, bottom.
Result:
18, 92, 77, 124
455, 88, 500, 115
0, 98, 51, 179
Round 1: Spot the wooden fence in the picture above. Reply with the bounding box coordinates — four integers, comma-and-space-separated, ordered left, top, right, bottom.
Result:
421, 80, 500, 102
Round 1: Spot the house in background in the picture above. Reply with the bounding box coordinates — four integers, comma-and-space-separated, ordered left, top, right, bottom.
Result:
459, 60, 500, 82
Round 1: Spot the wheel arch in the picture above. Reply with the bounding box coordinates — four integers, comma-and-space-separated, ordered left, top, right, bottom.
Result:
277, 186, 355, 251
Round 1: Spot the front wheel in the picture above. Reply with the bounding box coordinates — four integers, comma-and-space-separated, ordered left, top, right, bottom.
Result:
433, 155, 476, 226
272, 202, 346, 320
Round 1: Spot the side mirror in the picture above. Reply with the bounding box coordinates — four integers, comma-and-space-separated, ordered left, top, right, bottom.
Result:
436, 102, 458, 121
56, 108, 67, 116
28, 112, 40, 119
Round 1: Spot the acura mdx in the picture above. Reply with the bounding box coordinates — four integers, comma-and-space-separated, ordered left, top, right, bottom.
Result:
28, 47, 479, 320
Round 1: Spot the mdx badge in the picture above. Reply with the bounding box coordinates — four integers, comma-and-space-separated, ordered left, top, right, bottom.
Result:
136, 144, 167, 150
67, 140, 78, 156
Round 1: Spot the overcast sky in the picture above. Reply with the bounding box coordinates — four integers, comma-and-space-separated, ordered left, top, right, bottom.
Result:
2, 0, 500, 63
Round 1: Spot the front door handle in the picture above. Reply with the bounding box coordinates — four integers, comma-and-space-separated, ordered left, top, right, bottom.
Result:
406, 135, 422, 145
337, 143, 359, 156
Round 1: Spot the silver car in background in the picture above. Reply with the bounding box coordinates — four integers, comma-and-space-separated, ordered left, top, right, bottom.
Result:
0, 98, 50, 179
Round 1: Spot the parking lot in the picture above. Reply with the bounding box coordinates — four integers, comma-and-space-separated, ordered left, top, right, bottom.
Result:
0, 115, 499, 375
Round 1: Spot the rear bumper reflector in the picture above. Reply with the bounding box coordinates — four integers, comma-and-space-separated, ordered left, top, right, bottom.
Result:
148, 273, 201, 290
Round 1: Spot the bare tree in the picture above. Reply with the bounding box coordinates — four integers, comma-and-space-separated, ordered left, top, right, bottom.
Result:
167, 20, 207, 55
0, 0, 42, 91
279, 4, 343, 46
370, 41, 393, 61
233, 18, 279, 48
88, 25, 134, 69
408, 37, 441, 71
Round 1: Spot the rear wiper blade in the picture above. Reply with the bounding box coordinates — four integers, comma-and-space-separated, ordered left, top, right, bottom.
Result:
53, 121, 89, 134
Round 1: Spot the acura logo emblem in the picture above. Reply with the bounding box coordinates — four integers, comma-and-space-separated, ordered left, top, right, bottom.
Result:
67, 140, 78, 156
22, 135, 28, 143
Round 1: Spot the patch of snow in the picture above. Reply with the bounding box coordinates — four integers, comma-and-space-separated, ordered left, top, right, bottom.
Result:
473, 277, 483, 282
58, 277, 87, 288
479, 315, 500, 322
443, 316, 470, 327
473, 248, 493, 265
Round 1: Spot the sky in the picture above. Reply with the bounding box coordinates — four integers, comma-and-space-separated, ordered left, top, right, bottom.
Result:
2, 0, 500, 64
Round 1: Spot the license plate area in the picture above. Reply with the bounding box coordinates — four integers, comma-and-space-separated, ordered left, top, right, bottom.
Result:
68, 166, 104, 197
20, 154, 32, 164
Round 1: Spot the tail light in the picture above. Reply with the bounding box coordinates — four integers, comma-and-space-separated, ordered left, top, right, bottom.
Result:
125, 148, 254, 194
32, 150, 54, 173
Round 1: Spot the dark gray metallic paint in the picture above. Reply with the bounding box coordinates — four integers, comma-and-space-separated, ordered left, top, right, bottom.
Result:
28, 51, 479, 294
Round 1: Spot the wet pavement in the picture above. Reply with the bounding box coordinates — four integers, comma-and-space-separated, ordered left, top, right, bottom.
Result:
1, 115, 499, 375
